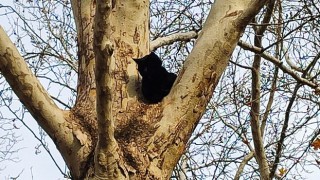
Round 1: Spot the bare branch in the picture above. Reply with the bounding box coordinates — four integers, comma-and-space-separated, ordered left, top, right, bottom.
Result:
270, 84, 300, 179
238, 40, 320, 91
284, 47, 303, 73
147, 1, 268, 177
234, 151, 254, 180
93, 0, 122, 178
0, 25, 76, 178
150, 31, 198, 51
0, 26, 67, 137
249, 1, 275, 179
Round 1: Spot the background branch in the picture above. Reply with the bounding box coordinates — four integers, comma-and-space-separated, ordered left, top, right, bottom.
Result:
238, 40, 320, 91
150, 31, 198, 51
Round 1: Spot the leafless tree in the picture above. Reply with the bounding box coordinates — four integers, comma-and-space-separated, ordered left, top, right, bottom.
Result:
1, 0, 320, 179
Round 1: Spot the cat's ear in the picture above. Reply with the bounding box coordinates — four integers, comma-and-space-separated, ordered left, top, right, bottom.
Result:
150, 52, 156, 56
149, 52, 162, 65
132, 57, 141, 64
149, 52, 158, 59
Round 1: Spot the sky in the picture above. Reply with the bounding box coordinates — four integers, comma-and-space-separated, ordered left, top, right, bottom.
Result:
1, 120, 67, 180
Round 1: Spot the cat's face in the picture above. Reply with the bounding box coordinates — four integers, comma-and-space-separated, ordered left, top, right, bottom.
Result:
133, 52, 162, 77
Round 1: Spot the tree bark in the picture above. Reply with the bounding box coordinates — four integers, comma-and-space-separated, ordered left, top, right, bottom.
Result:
0, 0, 267, 179
0, 26, 88, 178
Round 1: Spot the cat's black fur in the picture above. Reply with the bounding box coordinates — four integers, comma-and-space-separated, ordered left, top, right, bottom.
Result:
133, 52, 177, 103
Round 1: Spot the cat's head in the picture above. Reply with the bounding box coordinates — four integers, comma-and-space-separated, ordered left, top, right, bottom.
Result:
133, 52, 162, 77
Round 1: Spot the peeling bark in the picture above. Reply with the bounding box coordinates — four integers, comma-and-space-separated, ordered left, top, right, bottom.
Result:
0, 26, 89, 179
146, 0, 268, 178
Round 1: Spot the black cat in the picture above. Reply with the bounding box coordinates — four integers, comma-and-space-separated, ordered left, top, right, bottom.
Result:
133, 52, 177, 103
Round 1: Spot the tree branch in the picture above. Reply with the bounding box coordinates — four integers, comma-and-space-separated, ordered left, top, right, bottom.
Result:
93, 0, 122, 178
150, 31, 198, 51
284, 47, 303, 73
249, 1, 275, 179
0, 25, 77, 175
0, 26, 68, 139
146, 1, 268, 178
234, 151, 254, 180
270, 84, 300, 178
71, 0, 97, 107
261, 68, 278, 137
238, 40, 320, 91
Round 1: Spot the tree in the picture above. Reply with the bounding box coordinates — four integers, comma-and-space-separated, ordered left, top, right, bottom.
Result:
0, 0, 266, 179
1, 0, 320, 179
